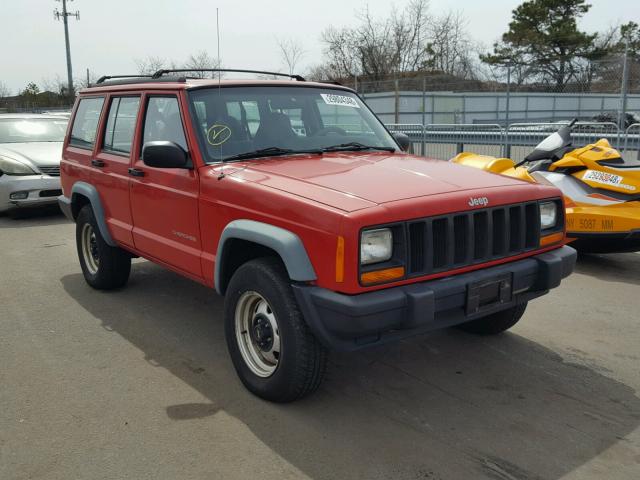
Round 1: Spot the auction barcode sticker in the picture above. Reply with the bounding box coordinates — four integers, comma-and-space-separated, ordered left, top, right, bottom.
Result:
320, 93, 360, 108
582, 170, 636, 191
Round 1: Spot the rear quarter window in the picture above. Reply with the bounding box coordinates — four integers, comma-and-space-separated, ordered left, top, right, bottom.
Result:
70, 97, 105, 149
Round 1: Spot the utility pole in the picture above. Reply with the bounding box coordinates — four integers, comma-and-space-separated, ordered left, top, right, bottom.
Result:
54, 0, 80, 99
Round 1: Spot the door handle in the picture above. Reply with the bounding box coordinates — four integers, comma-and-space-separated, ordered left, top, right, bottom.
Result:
128, 168, 145, 177
91, 159, 105, 167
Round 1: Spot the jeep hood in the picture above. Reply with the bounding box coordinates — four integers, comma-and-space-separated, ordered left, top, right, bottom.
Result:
227, 152, 531, 211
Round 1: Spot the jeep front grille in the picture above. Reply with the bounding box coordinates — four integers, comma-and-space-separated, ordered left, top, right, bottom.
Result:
407, 203, 540, 276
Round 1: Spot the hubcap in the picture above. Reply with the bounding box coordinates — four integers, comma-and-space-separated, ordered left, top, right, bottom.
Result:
235, 291, 281, 378
81, 223, 100, 275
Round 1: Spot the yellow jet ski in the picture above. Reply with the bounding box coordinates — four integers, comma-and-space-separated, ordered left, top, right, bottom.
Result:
452, 119, 640, 253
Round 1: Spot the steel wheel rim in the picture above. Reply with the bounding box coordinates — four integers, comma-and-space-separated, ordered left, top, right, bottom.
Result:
81, 223, 100, 275
235, 291, 281, 378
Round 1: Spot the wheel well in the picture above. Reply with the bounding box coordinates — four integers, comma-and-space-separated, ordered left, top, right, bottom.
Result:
70, 192, 90, 220
218, 239, 283, 295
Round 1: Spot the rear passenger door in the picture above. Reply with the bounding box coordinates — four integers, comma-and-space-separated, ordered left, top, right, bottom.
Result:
92, 95, 141, 247
64, 95, 105, 200
129, 93, 202, 278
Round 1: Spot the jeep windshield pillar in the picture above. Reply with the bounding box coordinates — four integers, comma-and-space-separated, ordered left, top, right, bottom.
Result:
58, 70, 576, 402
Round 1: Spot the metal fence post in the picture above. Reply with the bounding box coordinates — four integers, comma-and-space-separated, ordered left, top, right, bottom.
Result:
421, 77, 426, 156
503, 64, 511, 157
394, 78, 399, 124
505, 64, 511, 128
618, 38, 630, 130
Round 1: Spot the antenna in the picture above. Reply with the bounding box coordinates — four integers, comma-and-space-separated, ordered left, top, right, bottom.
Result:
54, 0, 80, 99
216, 8, 226, 180
216, 8, 221, 80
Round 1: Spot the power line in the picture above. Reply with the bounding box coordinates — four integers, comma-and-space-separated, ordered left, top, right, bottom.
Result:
53, 0, 79, 97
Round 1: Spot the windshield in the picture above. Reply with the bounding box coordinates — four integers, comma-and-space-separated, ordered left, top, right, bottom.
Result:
187, 86, 398, 162
0, 118, 68, 143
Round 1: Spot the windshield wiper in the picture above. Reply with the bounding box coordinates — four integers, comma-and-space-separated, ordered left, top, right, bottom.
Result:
321, 142, 395, 153
222, 146, 322, 162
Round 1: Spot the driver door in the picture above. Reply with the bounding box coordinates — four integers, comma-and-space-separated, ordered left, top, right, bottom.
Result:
129, 93, 203, 278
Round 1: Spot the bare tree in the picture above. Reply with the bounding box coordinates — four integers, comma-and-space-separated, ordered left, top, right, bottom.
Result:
183, 51, 220, 78
40, 75, 67, 94
0, 81, 11, 99
428, 11, 476, 78
320, 26, 361, 79
277, 37, 305, 75
317, 0, 477, 86
75, 70, 98, 89
135, 56, 166, 75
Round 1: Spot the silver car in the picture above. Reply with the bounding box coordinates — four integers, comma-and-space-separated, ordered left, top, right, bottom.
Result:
0, 114, 68, 213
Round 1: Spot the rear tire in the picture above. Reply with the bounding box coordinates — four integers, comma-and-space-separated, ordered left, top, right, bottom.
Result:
76, 205, 131, 290
224, 257, 327, 402
457, 302, 528, 335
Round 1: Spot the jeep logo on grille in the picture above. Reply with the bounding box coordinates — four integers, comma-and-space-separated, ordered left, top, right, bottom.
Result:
468, 197, 489, 207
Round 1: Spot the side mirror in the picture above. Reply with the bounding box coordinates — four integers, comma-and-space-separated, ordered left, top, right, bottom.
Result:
142, 141, 189, 168
393, 132, 411, 152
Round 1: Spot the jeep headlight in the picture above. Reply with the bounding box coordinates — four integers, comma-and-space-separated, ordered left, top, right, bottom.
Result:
540, 201, 558, 229
0, 155, 36, 176
360, 228, 393, 265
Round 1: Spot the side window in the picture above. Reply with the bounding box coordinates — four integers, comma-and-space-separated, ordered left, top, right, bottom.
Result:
70, 97, 105, 149
103, 96, 140, 154
142, 96, 188, 151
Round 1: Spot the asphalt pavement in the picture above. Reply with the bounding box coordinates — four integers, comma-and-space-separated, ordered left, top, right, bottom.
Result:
1, 209, 639, 480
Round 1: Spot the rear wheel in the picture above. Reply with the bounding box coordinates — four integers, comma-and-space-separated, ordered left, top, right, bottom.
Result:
76, 205, 131, 290
224, 257, 327, 402
457, 302, 528, 335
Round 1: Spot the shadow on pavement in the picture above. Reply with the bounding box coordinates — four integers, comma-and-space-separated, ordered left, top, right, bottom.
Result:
575, 252, 640, 286
0, 206, 68, 228
61, 263, 640, 480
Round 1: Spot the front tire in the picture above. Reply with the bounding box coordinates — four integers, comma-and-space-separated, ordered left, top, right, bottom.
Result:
76, 205, 131, 290
457, 302, 528, 335
224, 257, 327, 402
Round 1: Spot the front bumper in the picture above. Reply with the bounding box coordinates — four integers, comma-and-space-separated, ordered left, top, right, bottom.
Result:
0, 174, 61, 213
293, 246, 577, 351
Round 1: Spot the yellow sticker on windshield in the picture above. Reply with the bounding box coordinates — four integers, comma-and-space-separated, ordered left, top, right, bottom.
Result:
207, 124, 232, 146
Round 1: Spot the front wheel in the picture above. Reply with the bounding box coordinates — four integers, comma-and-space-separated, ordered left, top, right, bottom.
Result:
76, 205, 131, 290
457, 302, 528, 335
224, 257, 327, 402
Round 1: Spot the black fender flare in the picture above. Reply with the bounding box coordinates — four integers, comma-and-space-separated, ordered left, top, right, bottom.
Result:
64, 181, 116, 247
215, 219, 317, 295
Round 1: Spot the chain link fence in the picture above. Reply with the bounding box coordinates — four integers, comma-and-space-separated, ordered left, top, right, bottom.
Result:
353, 55, 640, 129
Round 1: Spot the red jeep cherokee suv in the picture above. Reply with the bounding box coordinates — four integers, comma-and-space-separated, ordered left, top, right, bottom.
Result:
58, 70, 576, 402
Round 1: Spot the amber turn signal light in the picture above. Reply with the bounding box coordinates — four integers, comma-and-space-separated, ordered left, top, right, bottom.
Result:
335, 236, 345, 283
361, 266, 405, 285
540, 231, 564, 247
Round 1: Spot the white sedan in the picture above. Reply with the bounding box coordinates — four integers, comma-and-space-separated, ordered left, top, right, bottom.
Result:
0, 114, 68, 214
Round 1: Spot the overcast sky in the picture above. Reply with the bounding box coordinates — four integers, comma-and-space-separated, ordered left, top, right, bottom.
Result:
2, 0, 638, 93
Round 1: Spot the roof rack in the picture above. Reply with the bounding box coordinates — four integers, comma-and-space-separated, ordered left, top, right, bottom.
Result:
95, 74, 154, 84
91, 75, 188, 87
151, 68, 306, 82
